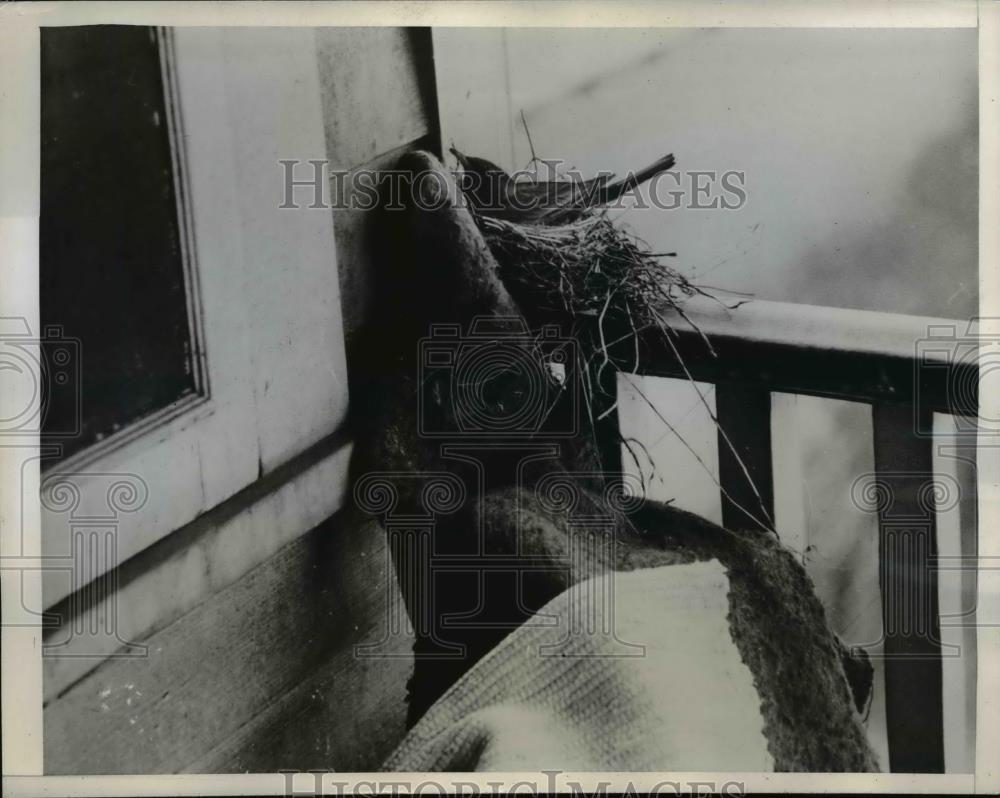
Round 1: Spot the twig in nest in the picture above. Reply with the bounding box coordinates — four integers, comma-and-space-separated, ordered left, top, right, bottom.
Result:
457, 160, 776, 537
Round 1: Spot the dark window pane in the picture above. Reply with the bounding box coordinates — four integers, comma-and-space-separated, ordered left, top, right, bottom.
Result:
40, 26, 197, 462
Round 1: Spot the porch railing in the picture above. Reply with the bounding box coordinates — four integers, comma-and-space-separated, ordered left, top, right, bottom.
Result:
600, 295, 979, 773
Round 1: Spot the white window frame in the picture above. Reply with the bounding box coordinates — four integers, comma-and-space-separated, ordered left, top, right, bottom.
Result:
39, 27, 349, 609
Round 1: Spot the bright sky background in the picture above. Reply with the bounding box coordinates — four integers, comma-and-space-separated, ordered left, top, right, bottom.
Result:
486, 27, 977, 319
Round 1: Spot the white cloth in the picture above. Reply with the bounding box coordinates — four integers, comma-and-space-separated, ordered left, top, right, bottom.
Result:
383, 560, 773, 772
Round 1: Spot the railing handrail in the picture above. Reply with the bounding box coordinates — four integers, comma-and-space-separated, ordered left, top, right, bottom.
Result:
622, 296, 978, 415
661, 296, 978, 364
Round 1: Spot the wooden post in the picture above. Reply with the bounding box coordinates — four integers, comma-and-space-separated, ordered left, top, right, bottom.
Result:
872, 403, 945, 773
715, 383, 775, 534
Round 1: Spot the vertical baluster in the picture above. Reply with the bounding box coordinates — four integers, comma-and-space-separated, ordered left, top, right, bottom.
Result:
715, 383, 775, 534
872, 403, 945, 773
596, 370, 625, 486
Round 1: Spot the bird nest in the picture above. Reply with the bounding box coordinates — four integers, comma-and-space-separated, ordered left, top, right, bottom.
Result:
450, 145, 718, 375
474, 210, 727, 504
476, 210, 711, 353
454, 154, 773, 532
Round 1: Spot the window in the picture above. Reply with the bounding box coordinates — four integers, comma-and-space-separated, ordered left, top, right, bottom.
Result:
38, 27, 349, 610
41, 26, 204, 464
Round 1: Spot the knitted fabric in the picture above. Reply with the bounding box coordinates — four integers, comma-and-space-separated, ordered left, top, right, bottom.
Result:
384, 561, 774, 772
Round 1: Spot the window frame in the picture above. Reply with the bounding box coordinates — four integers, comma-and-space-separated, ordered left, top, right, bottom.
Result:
39, 27, 349, 609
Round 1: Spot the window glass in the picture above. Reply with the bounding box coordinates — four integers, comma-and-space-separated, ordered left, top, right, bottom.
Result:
41, 26, 197, 463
